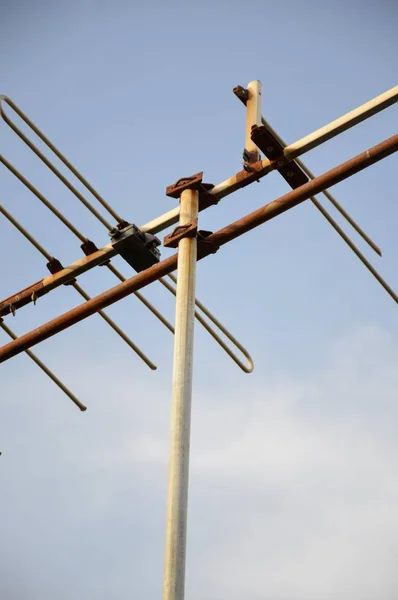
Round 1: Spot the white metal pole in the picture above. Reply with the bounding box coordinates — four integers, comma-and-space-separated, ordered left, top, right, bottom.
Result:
244, 80, 262, 165
163, 187, 199, 600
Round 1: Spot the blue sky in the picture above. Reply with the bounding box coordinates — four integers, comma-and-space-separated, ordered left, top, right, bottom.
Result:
1, 2, 397, 599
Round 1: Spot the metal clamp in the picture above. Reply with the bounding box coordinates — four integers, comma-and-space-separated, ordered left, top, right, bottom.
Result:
80, 239, 98, 256
197, 230, 219, 256
242, 148, 261, 172
233, 85, 249, 105
110, 223, 161, 272
46, 257, 76, 284
164, 219, 198, 248
166, 172, 218, 211
251, 125, 309, 188
80, 238, 110, 266
166, 172, 204, 198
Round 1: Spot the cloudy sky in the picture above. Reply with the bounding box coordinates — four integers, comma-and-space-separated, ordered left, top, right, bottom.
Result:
0, 1, 397, 599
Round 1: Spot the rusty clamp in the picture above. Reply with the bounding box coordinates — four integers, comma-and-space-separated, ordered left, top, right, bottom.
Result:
166, 171, 218, 211
251, 125, 309, 188
46, 257, 76, 284
164, 220, 198, 249
164, 172, 219, 251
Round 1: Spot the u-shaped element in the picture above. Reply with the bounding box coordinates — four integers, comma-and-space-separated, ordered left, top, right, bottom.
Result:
0, 95, 254, 371
160, 273, 254, 373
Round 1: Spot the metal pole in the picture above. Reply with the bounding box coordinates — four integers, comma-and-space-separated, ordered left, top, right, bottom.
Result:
163, 188, 199, 600
244, 80, 262, 165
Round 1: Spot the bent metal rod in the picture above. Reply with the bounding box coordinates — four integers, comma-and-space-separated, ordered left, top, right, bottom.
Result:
0, 98, 253, 371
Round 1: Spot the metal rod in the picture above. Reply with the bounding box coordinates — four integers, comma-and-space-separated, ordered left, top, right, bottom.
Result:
0, 98, 113, 230
163, 188, 199, 600
284, 86, 398, 160
0, 319, 86, 411
141, 85, 398, 234
0, 132, 395, 362
0, 95, 124, 223
0, 203, 52, 260
245, 116, 390, 293
233, 85, 381, 256
3, 103, 396, 323
244, 80, 262, 165
3, 86, 396, 244
259, 114, 382, 256
210, 134, 398, 248
1, 151, 253, 368
106, 263, 175, 333
0, 243, 117, 318
0, 207, 156, 368
71, 281, 156, 370
0, 158, 175, 338
162, 274, 253, 373
0, 155, 87, 242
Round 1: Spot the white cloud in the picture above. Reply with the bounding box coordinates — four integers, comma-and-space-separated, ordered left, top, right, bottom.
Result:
1, 325, 398, 599
184, 325, 398, 600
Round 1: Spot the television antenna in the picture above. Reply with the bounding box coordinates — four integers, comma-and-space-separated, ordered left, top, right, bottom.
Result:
1, 81, 397, 600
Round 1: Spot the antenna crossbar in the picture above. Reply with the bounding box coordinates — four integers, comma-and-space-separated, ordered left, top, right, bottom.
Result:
1, 131, 396, 364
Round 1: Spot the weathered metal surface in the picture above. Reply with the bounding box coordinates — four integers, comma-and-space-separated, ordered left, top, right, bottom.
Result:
166, 173, 217, 212
163, 188, 199, 600
164, 220, 198, 249
197, 230, 219, 256
47, 257, 76, 284
0, 132, 396, 362
233, 84, 385, 271
249, 125, 388, 290
0, 280, 45, 317
243, 80, 262, 168
142, 85, 398, 235
209, 134, 398, 247
166, 172, 204, 198
0, 245, 118, 317
242, 148, 261, 170
251, 124, 309, 188
257, 115, 382, 256
233, 85, 398, 159
233, 85, 249, 104
198, 183, 217, 212
80, 239, 99, 256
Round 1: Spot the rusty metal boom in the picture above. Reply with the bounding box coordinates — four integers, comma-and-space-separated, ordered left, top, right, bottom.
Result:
0, 132, 396, 364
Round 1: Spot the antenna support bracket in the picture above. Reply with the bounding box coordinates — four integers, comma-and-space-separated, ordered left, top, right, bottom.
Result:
166, 172, 217, 211
46, 257, 76, 285
166, 172, 204, 198
164, 224, 219, 256
251, 125, 309, 188
163, 219, 198, 248
109, 223, 161, 272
